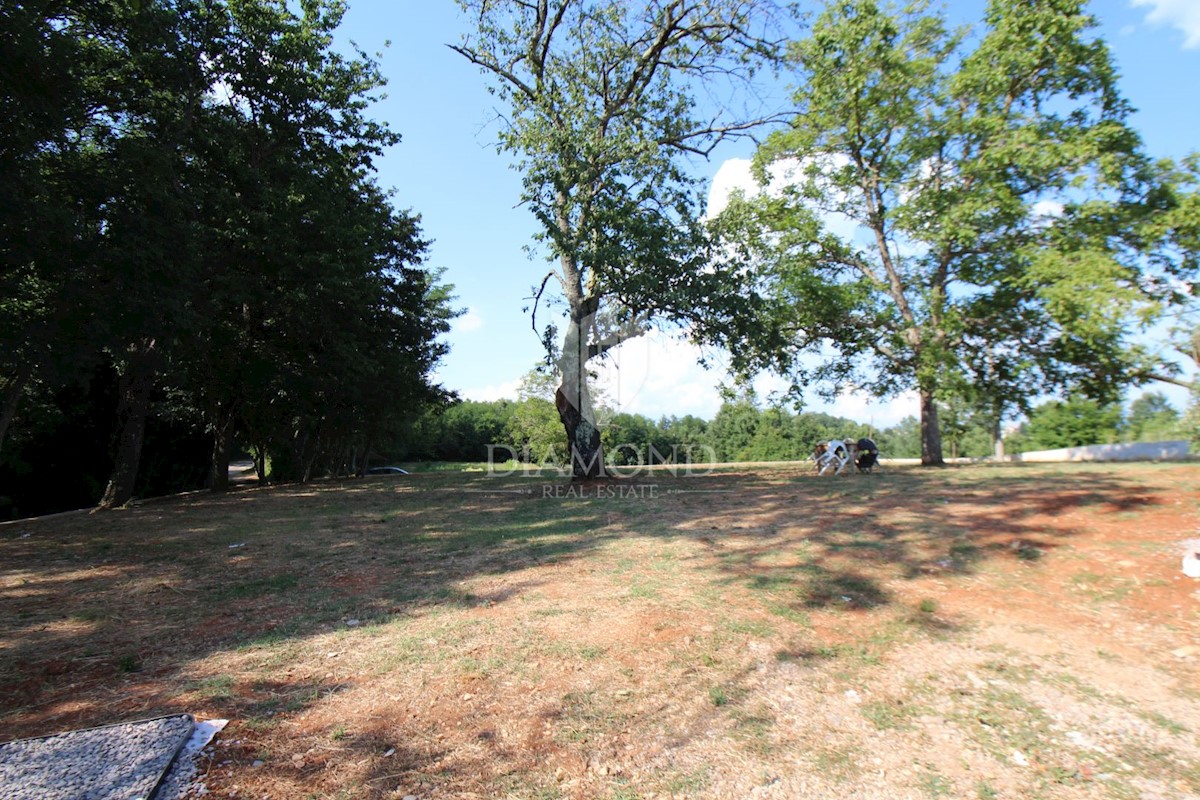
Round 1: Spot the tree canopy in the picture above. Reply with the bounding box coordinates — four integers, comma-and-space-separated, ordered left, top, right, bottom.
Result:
453, 0, 785, 478
714, 0, 1199, 465
0, 0, 454, 518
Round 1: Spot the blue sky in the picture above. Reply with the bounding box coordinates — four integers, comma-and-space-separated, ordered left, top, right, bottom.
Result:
334, 1, 1200, 427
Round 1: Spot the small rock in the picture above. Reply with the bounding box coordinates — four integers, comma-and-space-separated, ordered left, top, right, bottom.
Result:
1066, 731, 1095, 749
383, 748, 396, 757
1011, 751, 1029, 767
462, 693, 474, 701
844, 689, 861, 703
1171, 646, 1198, 659
251, 760, 265, 769
345, 619, 360, 627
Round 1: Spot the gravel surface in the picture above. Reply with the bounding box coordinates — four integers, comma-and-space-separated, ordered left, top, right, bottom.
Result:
0, 714, 194, 800
153, 719, 227, 800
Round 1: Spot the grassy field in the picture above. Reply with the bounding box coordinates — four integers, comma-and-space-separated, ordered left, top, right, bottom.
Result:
2, 463, 1198, 799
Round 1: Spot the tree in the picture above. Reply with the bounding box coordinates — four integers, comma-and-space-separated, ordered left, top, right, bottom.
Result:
659, 414, 711, 463
706, 398, 760, 462
453, 0, 782, 478
719, 0, 1180, 466
0, 0, 100, 454
1017, 396, 1121, 451
1, 0, 454, 515
1123, 392, 1181, 442
741, 405, 799, 461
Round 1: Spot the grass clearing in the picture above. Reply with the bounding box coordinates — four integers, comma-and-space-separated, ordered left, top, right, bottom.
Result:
2, 462, 1198, 798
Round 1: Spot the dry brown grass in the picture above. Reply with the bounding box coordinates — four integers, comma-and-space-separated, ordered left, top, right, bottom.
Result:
2, 462, 1199, 799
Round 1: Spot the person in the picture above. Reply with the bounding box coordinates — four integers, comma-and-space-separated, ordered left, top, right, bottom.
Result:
855, 437, 878, 472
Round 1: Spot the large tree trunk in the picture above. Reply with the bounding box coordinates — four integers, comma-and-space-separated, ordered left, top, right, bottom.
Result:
207, 402, 237, 491
253, 443, 267, 483
100, 349, 156, 509
556, 311, 605, 480
0, 363, 32, 456
919, 385, 945, 466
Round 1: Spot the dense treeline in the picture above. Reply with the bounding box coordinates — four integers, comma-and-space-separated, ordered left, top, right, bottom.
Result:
0, 0, 454, 519
389, 391, 1191, 468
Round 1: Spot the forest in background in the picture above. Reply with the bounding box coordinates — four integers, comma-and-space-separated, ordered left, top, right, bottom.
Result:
1, 0, 456, 520
390, 389, 1191, 468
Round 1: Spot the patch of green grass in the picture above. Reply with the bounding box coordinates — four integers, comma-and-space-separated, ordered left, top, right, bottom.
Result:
1070, 571, 1138, 603
725, 618, 776, 638
628, 580, 660, 600
802, 571, 888, 609
366, 634, 434, 674
956, 685, 1055, 768
708, 685, 728, 707
191, 674, 235, 700
1113, 742, 1200, 794
860, 697, 922, 731
949, 539, 982, 566
1138, 710, 1189, 735
731, 704, 775, 755
238, 716, 279, 733
458, 654, 505, 679
918, 598, 937, 614
1015, 543, 1042, 561
975, 780, 999, 799
556, 691, 628, 745
749, 574, 796, 593
811, 744, 861, 782
917, 767, 952, 797
212, 573, 300, 600
766, 603, 810, 625
658, 767, 709, 795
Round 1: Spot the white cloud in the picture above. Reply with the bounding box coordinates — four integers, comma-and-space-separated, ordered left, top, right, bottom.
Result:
706, 158, 757, 218
1031, 199, 1064, 219
592, 331, 725, 419
587, 330, 922, 430
453, 307, 484, 333
1132, 0, 1200, 48
810, 389, 920, 431
706, 155, 863, 243
462, 378, 521, 403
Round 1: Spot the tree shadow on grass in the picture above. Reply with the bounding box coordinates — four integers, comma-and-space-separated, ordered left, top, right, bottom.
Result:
0, 472, 615, 739
654, 464, 1172, 620
0, 461, 1183, 790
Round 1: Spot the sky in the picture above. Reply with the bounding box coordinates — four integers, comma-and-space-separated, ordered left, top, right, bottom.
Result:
331, 0, 1200, 428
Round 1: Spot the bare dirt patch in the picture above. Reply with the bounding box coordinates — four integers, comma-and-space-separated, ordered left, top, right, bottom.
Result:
2, 463, 1198, 799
